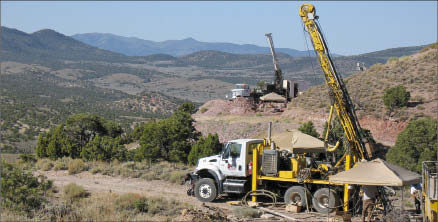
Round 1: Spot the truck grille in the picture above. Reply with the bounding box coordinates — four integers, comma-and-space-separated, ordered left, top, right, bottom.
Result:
262, 150, 279, 176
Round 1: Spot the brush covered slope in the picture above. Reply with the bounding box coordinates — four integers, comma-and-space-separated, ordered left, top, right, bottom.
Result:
289, 44, 437, 120
287, 44, 437, 145
194, 44, 437, 146
0, 63, 186, 153
114, 91, 191, 115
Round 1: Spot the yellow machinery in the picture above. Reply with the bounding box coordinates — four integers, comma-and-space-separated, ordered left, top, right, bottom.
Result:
298, 2, 376, 210
250, 3, 376, 213
422, 161, 437, 222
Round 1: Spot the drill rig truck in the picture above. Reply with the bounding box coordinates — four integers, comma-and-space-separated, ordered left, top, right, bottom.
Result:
260, 33, 298, 102
187, 3, 379, 214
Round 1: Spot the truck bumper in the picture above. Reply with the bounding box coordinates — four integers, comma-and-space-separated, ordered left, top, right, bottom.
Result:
184, 173, 199, 196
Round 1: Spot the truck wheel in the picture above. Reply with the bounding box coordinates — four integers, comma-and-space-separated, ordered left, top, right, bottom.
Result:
312, 188, 338, 214
194, 178, 217, 202
284, 186, 308, 209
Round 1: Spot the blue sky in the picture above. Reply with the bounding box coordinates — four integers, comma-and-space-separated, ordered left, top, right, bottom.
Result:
2, 1, 437, 55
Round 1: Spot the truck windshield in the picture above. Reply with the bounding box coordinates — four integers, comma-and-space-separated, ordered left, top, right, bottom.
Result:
236, 85, 248, 89
230, 143, 242, 157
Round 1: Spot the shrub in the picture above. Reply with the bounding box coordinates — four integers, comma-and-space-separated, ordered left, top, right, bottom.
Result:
133, 198, 148, 213
53, 161, 67, 171
135, 103, 200, 163
115, 193, 146, 212
188, 133, 222, 165
199, 107, 208, 113
322, 116, 344, 142
36, 113, 123, 160
298, 121, 320, 138
386, 57, 399, 64
81, 136, 127, 162
386, 117, 437, 173
36, 158, 54, 171
53, 157, 72, 171
63, 183, 88, 202
383, 85, 410, 111
68, 159, 87, 175
1, 161, 52, 214
256, 80, 265, 89
168, 171, 187, 185
145, 197, 184, 216
18, 153, 37, 164
420, 42, 438, 53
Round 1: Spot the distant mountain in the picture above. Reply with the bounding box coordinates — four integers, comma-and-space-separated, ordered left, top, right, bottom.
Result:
1, 26, 428, 90
71, 32, 317, 57
1, 27, 130, 64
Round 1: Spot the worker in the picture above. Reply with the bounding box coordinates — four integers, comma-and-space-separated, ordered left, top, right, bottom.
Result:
410, 183, 422, 214
362, 185, 378, 222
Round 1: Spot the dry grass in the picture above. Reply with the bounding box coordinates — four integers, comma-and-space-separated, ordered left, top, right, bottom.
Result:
53, 157, 72, 170
36, 158, 54, 171
68, 159, 88, 175
63, 183, 88, 202
32, 158, 191, 185
2, 192, 190, 221
87, 160, 191, 184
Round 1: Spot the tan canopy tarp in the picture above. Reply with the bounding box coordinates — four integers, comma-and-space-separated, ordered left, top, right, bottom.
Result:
329, 158, 421, 186
271, 129, 327, 153
260, 92, 286, 102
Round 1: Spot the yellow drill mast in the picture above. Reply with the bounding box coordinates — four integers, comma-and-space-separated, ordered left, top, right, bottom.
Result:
299, 3, 374, 211
299, 3, 373, 162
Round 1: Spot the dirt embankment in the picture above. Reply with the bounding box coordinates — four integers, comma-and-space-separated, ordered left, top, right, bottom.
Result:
359, 116, 408, 146
194, 99, 407, 146
193, 98, 255, 117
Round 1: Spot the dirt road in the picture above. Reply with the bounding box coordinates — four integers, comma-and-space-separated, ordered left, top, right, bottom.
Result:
36, 170, 416, 222
35, 170, 233, 210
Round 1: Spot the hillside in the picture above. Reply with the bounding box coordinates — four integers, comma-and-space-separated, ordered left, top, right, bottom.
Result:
287, 44, 437, 144
1, 27, 130, 64
2, 27, 428, 102
0, 63, 186, 153
113, 91, 191, 115
194, 44, 437, 146
289, 45, 438, 120
72, 33, 315, 57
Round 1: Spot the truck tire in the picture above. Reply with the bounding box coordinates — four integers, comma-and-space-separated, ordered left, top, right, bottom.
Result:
194, 178, 217, 202
284, 186, 308, 209
312, 188, 338, 214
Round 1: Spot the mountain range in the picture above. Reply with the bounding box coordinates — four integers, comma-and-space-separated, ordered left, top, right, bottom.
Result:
1, 27, 129, 63
71, 32, 318, 57
0, 25, 434, 152
1, 26, 427, 97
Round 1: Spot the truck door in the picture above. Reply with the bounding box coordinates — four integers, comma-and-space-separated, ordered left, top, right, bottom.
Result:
220, 143, 245, 177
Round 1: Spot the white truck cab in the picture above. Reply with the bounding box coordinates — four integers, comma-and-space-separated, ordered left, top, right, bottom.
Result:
231, 84, 251, 99
187, 139, 264, 202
